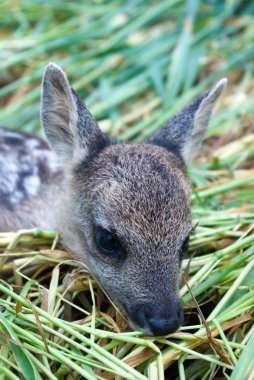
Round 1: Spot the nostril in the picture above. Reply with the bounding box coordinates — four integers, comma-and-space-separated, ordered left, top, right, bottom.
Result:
128, 302, 183, 336
144, 302, 184, 336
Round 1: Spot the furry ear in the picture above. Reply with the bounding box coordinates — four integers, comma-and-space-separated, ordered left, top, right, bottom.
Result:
41, 62, 108, 163
148, 79, 227, 163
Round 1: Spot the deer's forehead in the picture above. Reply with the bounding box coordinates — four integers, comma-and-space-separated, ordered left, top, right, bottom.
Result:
76, 144, 192, 241
95, 179, 191, 239
88, 143, 189, 199
90, 186, 192, 253
101, 143, 186, 172
74, 143, 190, 212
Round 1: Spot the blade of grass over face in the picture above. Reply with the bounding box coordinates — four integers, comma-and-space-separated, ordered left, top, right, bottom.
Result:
1, 0, 254, 379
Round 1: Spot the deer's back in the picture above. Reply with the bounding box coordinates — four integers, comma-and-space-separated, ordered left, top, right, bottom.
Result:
0, 128, 63, 231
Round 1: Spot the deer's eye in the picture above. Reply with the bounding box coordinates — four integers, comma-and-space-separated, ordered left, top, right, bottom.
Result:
95, 228, 124, 259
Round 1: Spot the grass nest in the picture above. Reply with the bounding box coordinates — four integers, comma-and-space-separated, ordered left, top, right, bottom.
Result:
1, 132, 254, 379
0, 1, 254, 379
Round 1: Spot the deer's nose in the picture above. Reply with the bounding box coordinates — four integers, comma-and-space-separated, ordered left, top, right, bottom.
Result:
147, 316, 181, 336
130, 302, 184, 336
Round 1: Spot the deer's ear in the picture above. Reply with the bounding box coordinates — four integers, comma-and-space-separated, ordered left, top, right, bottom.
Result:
148, 79, 227, 163
41, 62, 108, 163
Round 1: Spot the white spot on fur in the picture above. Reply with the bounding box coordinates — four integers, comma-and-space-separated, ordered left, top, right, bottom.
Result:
23, 175, 41, 197
0, 128, 62, 208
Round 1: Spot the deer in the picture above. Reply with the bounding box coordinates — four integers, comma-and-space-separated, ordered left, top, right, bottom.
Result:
0, 63, 227, 336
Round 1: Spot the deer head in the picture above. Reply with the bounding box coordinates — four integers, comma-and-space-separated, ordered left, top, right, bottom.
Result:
41, 63, 226, 336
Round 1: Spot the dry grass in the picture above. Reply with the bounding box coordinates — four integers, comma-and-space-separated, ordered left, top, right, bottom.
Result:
0, 1, 254, 379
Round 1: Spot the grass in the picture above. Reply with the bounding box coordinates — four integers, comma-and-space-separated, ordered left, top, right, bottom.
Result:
0, 0, 254, 379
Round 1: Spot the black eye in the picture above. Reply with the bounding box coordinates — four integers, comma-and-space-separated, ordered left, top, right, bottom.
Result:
96, 229, 118, 252
95, 228, 124, 259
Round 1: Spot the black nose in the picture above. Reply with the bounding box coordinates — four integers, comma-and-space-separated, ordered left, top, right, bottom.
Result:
147, 317, 180, 336
129, 302, 184, 336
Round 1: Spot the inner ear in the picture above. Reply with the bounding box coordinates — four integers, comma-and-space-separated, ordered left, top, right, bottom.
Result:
41, 63, 78, 161
147, 79, 227, 163
41, 63, 110, 163
49, 80, 76, 130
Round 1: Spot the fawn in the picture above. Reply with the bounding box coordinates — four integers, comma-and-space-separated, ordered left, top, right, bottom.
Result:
0, 63, 227, 335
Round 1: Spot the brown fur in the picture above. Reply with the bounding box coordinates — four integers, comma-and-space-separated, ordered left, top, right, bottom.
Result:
0, 63, 227, 335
